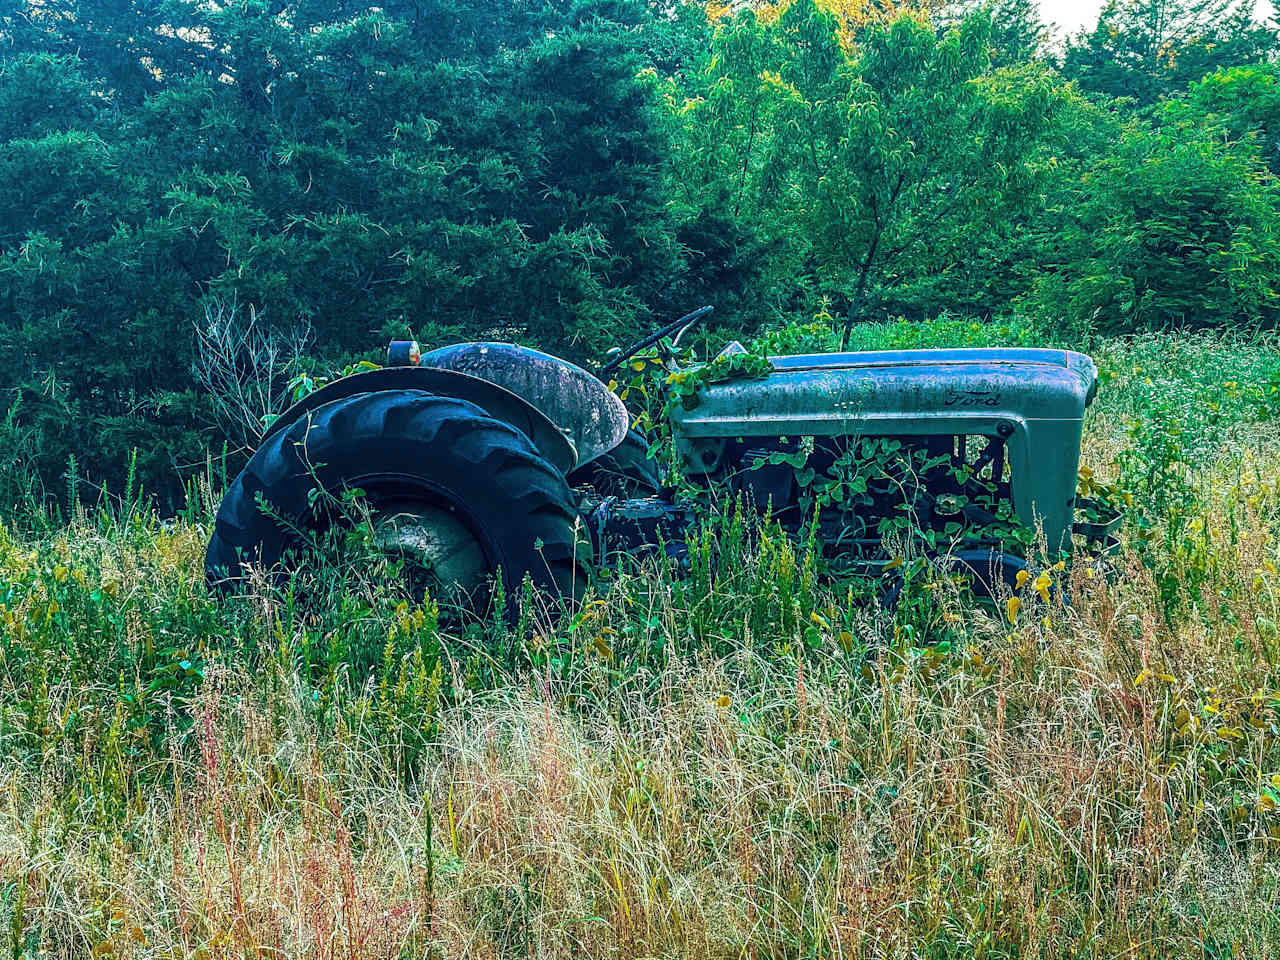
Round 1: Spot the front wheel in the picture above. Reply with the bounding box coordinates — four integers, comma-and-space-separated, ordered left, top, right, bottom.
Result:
944, 548, 1028, 601
205, 390, 591, 605
879, 548, 1028, 611
567, 429, 661, 499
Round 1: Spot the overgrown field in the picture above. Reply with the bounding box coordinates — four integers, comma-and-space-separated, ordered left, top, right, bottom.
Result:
2, 329, 1280, 959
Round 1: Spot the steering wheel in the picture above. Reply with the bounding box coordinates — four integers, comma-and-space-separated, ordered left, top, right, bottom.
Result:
599, 305, 714, 377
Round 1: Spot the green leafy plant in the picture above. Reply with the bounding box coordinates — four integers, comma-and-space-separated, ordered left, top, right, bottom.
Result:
662, 349, 774, 415
283, 359, 382, 409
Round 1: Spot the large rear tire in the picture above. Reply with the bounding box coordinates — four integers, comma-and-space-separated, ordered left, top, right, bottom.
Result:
205, 390, 591, 603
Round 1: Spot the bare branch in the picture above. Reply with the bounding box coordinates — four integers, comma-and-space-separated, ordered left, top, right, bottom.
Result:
192, 293, 312, 454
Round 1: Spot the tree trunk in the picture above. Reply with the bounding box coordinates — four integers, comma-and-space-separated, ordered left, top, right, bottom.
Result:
840, 240, 879, 349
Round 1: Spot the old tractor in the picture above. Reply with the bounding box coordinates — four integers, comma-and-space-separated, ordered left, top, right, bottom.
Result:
205, 307, 1116, 604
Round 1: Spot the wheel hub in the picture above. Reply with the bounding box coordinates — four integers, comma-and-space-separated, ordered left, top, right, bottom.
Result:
372, 506, 490, 598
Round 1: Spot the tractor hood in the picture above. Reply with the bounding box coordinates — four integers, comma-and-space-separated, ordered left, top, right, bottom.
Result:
671, 345, 1098, 554
671, 346, 1098, 440
765, 348, 1097, 405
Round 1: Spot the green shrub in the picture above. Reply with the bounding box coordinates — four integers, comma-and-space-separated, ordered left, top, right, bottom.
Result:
751, 311, 1047, 354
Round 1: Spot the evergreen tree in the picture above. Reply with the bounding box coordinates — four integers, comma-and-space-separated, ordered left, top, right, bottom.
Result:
1062, 0, 1277, 107
0, 0, 683, 508
939, 0, 1049, 68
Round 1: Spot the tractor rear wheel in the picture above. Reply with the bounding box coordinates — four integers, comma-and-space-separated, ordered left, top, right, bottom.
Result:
205, 390, 591, 605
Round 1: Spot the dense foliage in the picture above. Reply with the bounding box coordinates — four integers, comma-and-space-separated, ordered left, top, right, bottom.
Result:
0, 0, 1278, 504
0, 0, 686, 507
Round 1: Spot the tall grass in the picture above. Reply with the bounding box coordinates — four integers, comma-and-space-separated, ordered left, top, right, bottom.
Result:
0, 331, 1278, 958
